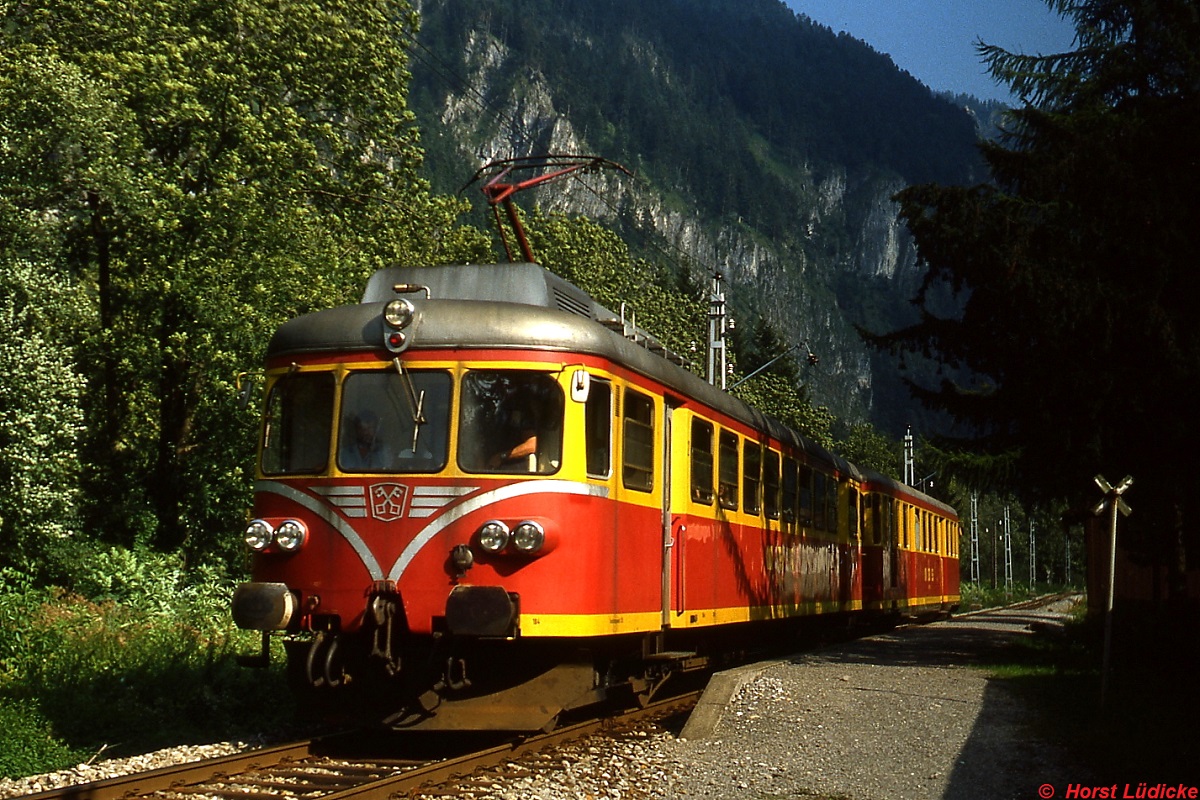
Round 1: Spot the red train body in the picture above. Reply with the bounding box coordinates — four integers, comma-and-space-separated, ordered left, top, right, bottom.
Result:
233, 263, 960, 729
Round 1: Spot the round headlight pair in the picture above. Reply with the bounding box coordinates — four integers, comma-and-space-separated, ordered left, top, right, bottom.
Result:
477, 520, 545, 554
244, 519, 307, 552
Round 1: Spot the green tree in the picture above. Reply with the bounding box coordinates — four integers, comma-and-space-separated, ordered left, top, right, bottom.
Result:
882, 1, 1200, 548
0, 0, 488, 560
835, 423, 899, 476
0, 262, 86, 576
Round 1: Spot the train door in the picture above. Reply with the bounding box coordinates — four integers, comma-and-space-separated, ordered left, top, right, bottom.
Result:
661, 399, 685, 628
881, 496, 895, 594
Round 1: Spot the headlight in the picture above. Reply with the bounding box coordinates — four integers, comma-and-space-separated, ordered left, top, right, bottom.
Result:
478, 520, 510, 553
512, 521, 545, 553
274, 519, 307, 551
384, 298, 415, 329
245, 520, 274, 551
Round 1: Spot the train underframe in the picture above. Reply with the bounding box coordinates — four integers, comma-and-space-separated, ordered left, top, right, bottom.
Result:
273, 625, 713, 733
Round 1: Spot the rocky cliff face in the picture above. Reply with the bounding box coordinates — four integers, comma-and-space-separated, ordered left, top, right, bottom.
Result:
409, 0, 975, 433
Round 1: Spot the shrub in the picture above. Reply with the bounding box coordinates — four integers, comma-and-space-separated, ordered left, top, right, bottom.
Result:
0, 698, 86, 779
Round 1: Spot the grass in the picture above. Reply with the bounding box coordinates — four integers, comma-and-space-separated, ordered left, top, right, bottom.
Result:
958, 580, 1073, 612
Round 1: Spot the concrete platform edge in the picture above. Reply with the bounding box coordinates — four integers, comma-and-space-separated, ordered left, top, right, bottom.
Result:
680, 660, 784, 740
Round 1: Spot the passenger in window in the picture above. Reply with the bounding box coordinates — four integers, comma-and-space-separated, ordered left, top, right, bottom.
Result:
341, 410, 387, 470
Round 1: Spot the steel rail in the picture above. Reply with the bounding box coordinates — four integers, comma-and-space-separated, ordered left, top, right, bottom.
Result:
14, 691, 701, 800
17, 739, 331, 800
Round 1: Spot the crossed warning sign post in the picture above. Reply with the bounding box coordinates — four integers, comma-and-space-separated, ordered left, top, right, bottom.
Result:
1094, 473, 1132, 708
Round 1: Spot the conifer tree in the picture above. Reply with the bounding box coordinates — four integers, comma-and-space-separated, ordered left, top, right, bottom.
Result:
882, 0, 1200, 551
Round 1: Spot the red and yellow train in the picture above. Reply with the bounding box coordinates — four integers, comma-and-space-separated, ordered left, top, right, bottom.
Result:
233, 262, 960, 730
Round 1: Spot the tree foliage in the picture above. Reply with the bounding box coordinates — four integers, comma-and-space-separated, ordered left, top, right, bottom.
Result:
882, 0, 1200, 538
0, 262, 86, 572
0, 0, 488, 566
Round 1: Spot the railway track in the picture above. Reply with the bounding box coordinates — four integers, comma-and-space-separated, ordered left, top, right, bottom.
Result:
17, 692, 700, 800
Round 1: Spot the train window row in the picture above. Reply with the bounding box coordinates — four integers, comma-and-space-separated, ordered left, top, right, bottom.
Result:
263, 367, 568, 477
864, 492, 960, 556
688, 415, 845, 536
685, 413, 959, 556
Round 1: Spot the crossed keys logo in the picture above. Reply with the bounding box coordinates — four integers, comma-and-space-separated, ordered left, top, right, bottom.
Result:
369, 483, 409, 522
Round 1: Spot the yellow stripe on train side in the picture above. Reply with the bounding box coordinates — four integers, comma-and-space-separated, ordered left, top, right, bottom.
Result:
519, 600, 869, 637
520, 611, 663, 637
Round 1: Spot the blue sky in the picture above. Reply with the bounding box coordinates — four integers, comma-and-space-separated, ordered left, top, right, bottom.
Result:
783, 0, 1078, 101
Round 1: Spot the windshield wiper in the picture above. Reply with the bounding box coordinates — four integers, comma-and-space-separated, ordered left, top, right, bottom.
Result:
392, 357, 427, 452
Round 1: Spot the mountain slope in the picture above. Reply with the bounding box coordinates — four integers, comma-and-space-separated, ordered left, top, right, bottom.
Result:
408, 0, 985, 435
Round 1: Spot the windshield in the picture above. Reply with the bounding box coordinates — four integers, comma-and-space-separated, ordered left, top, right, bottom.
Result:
261, 372, 335, 475
338, 369, 452, 473
458, 369, 563, 474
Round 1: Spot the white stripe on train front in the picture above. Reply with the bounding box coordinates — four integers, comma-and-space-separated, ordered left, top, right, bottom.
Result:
387, 480, 610, 582
254, 480, 384, 581
254, 479, 609, 587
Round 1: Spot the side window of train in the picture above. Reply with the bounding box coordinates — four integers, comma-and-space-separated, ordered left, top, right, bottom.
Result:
622, 388, 655, 492
782, 457, 798, 524
827, 475, 839, 534
847, 483, 859, 540
743, 441, 762, 515
763, 449, 781, 519
812, 471, 827, 530
798, 464, 813, 526
718, 429, 739, 511
830, 474, 840, 532
871, 494, 883, 545
261, 371, 335, 475
585, 378, 612, 478
690, 417, 715, 504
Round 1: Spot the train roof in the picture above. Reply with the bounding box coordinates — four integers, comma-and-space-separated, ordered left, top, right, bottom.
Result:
269, 263, 955, 516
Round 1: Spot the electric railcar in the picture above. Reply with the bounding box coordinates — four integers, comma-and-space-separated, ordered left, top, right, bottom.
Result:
232, 263, 960, 730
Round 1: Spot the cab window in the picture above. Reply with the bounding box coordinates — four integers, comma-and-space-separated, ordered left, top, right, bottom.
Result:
459, 370, 563, 474
261, 372, 335, 475
338, 369, 451, 473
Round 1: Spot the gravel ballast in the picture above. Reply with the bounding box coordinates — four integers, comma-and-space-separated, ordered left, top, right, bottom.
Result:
2, 599, 1089, 800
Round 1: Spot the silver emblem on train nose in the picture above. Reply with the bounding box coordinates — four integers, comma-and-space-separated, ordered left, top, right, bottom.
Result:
369, 483, 409, 522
